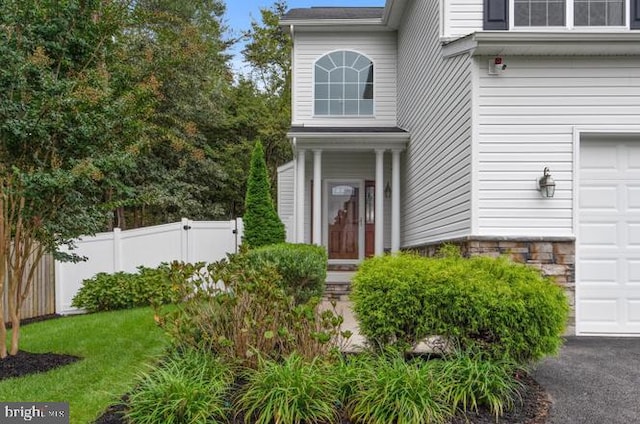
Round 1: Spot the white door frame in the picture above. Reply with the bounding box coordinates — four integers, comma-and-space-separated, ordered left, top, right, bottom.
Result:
323, 179, 365, 264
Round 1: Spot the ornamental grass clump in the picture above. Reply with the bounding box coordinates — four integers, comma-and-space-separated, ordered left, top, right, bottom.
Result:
127, 348, 234, 424
437, 351, 524, 419
238, 353, 341, 424
346, 353, 452, 424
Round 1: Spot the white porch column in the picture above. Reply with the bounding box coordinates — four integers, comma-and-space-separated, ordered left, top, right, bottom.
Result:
312, 149, 322, 245
296, 149, 306, 243
375, 149, 385, 255
391, 149, 401, 252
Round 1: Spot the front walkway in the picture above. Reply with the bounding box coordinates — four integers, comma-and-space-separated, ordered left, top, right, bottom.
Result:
533, 337, 640, 424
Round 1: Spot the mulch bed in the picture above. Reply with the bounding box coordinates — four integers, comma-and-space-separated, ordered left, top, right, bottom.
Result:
0, 350, 81, 381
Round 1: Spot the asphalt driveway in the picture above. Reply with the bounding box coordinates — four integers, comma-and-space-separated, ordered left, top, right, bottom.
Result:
533, 337, 640, 424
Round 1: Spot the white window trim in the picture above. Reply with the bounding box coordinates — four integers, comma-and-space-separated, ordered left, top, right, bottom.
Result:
509, 0, 631, 30
312, 49, 376, 118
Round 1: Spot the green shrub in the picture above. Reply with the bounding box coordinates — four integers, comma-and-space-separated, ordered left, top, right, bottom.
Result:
161, 256, 345, 368
243, 243, 327, 304
71, 263, 184, 312
127, 348, 234, 424
346, 353, 452, 424
349, 254, 433, 350
243, 140, 285, 248
351, 251, 570, 363
437, 352, 523, 419
238, 353, 341, 424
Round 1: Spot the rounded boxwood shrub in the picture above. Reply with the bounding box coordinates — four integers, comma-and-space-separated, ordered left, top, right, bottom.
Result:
350, 251, 570, 363
243, 243, 327, 304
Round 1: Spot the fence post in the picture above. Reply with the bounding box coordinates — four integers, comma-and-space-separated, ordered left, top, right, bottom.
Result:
113, 228, 122, 273
235, 218, 244, 253
181, 217, 190, 262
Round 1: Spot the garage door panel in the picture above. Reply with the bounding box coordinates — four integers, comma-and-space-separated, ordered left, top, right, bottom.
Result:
626, 187, 640, 209
628, 300, 640, 322
579, 186, 618, 209
579, 223, 618, 246
580, 259, 618, 284
627, 224, 640, 246
578, 299, 619, 322
627, 261, 640, 284
579, 138, 640, 335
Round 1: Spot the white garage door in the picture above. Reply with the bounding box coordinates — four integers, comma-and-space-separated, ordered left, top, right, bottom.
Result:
578, 138, 640, 335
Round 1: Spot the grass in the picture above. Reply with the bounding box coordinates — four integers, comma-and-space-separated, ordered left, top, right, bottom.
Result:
0, 307, 168, 424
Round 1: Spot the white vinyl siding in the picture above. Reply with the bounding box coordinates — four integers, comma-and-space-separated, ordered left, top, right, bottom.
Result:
475, 56, 640, 236
292, 31, 397, 126
398, 0, 473, 247
445, 0, 484, 38
277, 162, 295, 242
299, 152, 393, 249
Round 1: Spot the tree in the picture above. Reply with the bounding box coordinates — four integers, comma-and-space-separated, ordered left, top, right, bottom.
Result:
243, 141, 285, 248
0, 0, 155, 358
242, 1, 292, 194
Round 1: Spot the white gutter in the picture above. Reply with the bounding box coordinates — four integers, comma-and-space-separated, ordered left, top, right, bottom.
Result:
443, 31, 640, 57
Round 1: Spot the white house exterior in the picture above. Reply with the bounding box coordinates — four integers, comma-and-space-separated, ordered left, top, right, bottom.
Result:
278, 0, 640, 336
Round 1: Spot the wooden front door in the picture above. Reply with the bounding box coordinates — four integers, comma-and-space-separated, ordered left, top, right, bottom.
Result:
327, 182, 360, 260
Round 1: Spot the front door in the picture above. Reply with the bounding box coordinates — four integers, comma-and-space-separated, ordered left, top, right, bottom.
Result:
327, 182, 361, 260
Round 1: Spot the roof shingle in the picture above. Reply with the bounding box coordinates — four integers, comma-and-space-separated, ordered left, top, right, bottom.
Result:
282, 7, 384, 21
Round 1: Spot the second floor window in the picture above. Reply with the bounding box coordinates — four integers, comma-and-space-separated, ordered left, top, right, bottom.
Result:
314, 51, 374, 116
514, 0, 626, 27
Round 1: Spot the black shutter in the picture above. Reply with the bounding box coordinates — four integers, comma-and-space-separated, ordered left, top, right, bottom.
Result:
484, 0, 509, 30
632, 0, 640, 29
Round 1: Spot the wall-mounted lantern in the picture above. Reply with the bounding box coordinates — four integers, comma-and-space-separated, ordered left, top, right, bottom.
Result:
384, 181, 391, 199
537, 167, 556, 198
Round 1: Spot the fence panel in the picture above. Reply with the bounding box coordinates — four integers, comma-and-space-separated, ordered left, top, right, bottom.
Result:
56, 218, 241, 315
2, 253, 55, 322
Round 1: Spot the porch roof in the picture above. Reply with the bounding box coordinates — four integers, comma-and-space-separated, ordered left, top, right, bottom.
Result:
287, 126, 409, 151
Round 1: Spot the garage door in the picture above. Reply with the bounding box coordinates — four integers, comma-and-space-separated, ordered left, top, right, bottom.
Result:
578, 138, 640, 335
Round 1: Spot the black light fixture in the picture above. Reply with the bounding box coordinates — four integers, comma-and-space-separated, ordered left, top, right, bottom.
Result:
538, 167, 556, 198
384, 181, 391, 198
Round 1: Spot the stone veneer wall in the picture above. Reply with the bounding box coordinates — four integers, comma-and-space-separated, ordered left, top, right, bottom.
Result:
413, 237, 576, 335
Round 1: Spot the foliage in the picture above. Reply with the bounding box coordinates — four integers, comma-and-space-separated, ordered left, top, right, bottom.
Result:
127, 348, 233, 424
436, 352, 524, 419
238, 353, 340, 424
242, 140, 285, 248
0, 308, 168, 424
242, 1, 292, 191
160, 257, 348, 368
114, 0, 236, 228
0, 0, 156, 358
71, 262, 192, 312
351, 250, 570, 363
346, 353, 452, 424
349, 254, 432, 350
243, 243, 327, 304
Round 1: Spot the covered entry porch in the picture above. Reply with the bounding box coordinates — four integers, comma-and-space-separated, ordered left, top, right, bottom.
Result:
287, 126, 409, 264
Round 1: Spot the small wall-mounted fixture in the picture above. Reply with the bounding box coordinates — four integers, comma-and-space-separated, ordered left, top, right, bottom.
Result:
537, 167, 556, 198
488, 56, 507, 75
384, 181, 391, 198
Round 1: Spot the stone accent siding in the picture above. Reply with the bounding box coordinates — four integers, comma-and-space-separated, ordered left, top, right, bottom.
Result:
413, 238, 576, 335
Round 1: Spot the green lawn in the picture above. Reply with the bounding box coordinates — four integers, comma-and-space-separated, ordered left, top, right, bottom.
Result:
0, 308, 169, 424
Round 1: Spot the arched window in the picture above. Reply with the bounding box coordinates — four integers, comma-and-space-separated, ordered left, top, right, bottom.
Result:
314, 51, 373, 116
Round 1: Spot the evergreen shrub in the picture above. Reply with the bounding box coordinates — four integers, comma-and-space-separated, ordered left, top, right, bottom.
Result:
350, 250, 570, 363
243, 243, 327, 304
71, 263, 182, 312
243, 140, 285, 248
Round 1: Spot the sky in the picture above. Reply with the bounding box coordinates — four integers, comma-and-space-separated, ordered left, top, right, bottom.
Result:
225, 0, 385, 73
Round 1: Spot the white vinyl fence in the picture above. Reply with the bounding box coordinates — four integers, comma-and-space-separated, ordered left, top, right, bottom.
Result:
55, 218, 243, 315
